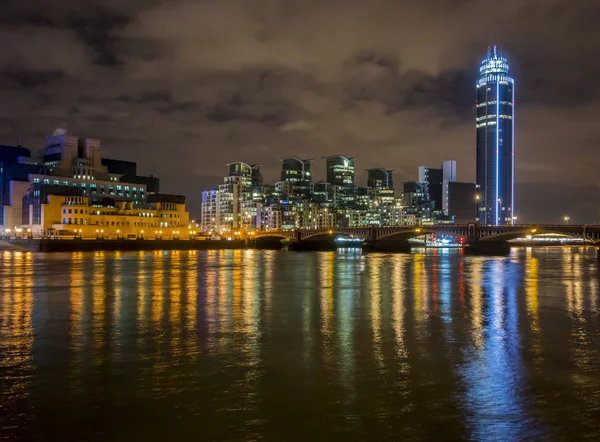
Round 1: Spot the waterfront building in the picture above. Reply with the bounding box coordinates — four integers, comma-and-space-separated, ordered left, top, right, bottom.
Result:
355, 187, 372, 209
366, 168, 395, 223
411, 160, 476, 224
403, 181, 433, 222
200, 189, 219, 233
261, 203, 297, 230
280, 157, 312, 200
296, 201, 335, 230
367, 168, 394, 190
311, 181, 332, 206
36, 192, 189, 239
324, 155, 355, 207
274, 180, 295, 202
476, 45, 515, 225
1, 134, 186, 237
0, 145, 45, 229
217, 162, 262, 231
444, 181, 477, 224
101, 158, 160, 193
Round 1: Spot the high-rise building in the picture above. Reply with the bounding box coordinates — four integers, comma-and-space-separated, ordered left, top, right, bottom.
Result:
200, 189, 219, 233
280, 157, 312, 200
0, 145, 45, 228
367, 168, 394, 190
476, 45, 515, 225
366, 168, 395, 224
324, 155, 355, 207
217, 162, 262, 230
444, 182, 477, 224
418, 161, 455, 215
311, 181, 332, 205
324, 155, 355, 186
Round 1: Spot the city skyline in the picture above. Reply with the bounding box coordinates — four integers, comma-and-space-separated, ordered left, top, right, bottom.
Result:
0, 1, 598, 223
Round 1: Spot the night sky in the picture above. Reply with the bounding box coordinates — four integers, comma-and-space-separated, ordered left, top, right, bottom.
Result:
1, 0, 599, 223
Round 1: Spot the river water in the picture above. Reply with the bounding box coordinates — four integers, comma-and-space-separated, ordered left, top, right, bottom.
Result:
1, 247, 599, 441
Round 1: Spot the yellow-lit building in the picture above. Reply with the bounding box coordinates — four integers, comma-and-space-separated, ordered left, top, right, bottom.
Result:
42, 193, 190, 240
0, 132, 193, 239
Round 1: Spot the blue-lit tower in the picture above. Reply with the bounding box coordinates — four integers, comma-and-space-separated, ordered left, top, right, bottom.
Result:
476, 45, 515, 225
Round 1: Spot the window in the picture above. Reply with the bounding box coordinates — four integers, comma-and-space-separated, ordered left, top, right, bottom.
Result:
33, 178, 40, 183
68, 209, 72, 214
43, 179, 50, 184
63, 209, 66, 214
63, 218, 66, 224
74, 209, 78, 214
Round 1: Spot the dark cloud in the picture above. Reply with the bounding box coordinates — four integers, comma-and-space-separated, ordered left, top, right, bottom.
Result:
0, 0, 598, 222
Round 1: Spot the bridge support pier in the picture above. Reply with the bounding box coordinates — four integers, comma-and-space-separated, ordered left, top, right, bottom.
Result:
464, 241, 511, 256
362, 239, 412, 253
288, 240, 336, 251
247, 237, 285, 250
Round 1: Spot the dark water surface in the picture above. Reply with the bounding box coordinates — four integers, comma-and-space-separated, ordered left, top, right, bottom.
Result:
1, 248, 599, 441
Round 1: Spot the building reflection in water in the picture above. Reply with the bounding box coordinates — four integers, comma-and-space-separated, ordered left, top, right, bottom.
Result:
562, 247, 597, 427
460, 258, 533, 441
319, 252, 334, 343
1, 247, 600, 440
391, 255, 408, 361
412, 253, 428, 323
369, 254, 383, 366
0, 252, 34, 406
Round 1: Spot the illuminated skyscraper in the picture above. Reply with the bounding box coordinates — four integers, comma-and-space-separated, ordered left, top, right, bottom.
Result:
323, 155, 355, 207
476, 45, 515, 225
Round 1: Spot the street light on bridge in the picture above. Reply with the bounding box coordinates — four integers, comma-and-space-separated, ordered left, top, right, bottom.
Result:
564, 216, 570, 225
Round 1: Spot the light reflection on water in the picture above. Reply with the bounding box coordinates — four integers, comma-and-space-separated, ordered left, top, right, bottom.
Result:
0, 247, 599, 441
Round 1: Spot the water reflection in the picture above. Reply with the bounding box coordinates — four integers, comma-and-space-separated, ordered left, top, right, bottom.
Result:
0, 247, 599, 441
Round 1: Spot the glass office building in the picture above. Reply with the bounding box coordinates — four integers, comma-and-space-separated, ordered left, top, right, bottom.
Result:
476, 45, 515, 225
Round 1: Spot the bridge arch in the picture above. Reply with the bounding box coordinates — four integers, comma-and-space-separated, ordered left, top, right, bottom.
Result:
478, 229, 590, 242
254, 233, 290, 239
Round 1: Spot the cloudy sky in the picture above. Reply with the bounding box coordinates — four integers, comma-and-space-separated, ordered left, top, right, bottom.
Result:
1, 0, 599, 222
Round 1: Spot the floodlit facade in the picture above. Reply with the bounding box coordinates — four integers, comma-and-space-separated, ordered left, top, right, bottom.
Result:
1, 134, 187, 238
476, 45, 515, 225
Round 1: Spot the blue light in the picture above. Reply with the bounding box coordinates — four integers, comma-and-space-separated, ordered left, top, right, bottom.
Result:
496, 80, 500, 226
512, 80, 515, 226
476, 46, 515, 226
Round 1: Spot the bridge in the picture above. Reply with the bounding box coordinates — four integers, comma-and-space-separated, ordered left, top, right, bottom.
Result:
251, 224, 600, 254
